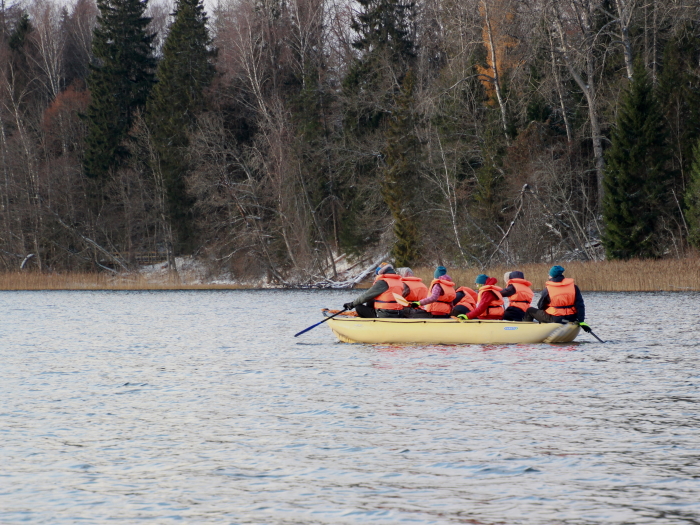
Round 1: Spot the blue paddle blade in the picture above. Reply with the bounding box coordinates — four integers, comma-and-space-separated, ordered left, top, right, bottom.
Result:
294, 320, 324, 337
294, 309, 347, 337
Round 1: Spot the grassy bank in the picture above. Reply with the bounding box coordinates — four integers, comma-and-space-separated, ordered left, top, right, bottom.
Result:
415, 258, 700, 292
0, 258, 698, 291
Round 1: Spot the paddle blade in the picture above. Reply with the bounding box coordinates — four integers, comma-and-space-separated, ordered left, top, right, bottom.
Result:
294, 320, 324, 337
392, 292, 410, 307
294, 308, 348, 337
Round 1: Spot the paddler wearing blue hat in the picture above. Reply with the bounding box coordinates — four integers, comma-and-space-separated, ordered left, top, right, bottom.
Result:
524, 265, 586, 324
343, 262, 417, 318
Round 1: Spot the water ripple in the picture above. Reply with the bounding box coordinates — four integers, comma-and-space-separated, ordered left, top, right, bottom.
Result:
0, 290, 699, 523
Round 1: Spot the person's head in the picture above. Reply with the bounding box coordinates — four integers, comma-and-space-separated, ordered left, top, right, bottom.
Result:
396, 267, 414, 277
509, 270, 524, 280
376, 262, 395, 276
549, 265, 565, 278
475, 273, 488, 289
503, 271, 512, 283
434, 266, 447, 279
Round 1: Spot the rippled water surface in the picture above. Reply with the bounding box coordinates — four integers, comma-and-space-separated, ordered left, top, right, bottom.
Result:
1, 290, 699, 524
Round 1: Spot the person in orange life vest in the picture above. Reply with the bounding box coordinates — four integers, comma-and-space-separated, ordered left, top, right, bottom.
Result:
451, 285, 477, 317
342, 263, 410, 318
397, 267, 428, 302
500, 270, 534, 321
397, 267, 433, 318
410, 266, 456, 318
464, 274, 504, 320
524, 265, 585, 323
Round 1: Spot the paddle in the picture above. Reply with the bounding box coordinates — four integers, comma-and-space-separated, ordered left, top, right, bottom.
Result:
294, 308, 348, 337
578, 322, 605, 343
392, 292, 410, 307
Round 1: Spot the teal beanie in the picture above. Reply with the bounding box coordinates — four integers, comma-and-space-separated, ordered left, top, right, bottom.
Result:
475, 274, 488, 285
434, 266, 447, 279
549, 265, 565, 277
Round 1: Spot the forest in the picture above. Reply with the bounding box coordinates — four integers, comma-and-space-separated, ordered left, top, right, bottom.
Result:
1, 0, 700, 284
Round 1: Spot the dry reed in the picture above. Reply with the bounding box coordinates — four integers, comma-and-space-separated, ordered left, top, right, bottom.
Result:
414, 258, 700, 292
1, 258, 698, 291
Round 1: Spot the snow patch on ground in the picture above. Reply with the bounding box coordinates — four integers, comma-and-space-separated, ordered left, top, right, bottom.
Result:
134, 252, 382, 288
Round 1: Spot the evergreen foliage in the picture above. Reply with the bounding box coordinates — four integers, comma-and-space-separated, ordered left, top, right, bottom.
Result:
381, 70, 419, 266
7, 12, 38, 104
83, 0, 156, 180
340, 0, 417, 255
146, 0, 215, 251
343, 0, 416, 136
351, 0, 415, 63
657, 24, 700, 194
602, 61, 669, 259
686, 137, 700, 248
8, 12, 31, 50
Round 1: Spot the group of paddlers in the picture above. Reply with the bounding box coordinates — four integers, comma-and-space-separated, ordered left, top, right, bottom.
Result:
342, 263, 585, 324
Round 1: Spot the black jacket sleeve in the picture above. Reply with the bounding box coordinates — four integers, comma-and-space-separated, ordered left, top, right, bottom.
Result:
500, 284, 516, 298
537, 289, 550, 310
352, 280, 389, 307
453, 290, 465, 305
574, 285, 585, 321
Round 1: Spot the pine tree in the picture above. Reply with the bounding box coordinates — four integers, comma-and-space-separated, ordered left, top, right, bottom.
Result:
686, 137, 700, 248
146, 0, 215, 251
657, 24, 700, 203
83, 0, 156, 180
381, 70, 419, 266
343, 0, 416, 136
7, 12, 40, 107
602, 61, 669, 259
339, 0, 417, 255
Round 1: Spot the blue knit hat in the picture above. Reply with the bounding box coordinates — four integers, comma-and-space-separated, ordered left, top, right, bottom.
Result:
434, 266, 447, 279
376, 262, 394, 275
475, 274, 488, 285
510, 270, 524, 280
549, 265, 565, 277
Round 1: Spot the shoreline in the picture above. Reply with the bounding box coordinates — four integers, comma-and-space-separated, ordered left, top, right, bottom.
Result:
0, 257, 698, 292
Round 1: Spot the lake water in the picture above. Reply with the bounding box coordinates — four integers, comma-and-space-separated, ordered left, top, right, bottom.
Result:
1, 290, 699, 524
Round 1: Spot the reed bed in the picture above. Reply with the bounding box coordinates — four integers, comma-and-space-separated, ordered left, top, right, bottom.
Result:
415, 258, 700, 292
0, 257, 698, 291
0, 272, 250, 290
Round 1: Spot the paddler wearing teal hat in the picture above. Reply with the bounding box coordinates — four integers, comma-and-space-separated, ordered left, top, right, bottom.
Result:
524, 265, 586, 324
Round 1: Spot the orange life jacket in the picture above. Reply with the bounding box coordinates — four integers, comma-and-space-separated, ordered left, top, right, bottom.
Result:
401, 276, 428, 302
545, 278, 577, 316
373, 274, 405, 311
506, 278, 534, 312
425, 278, 456, 316
455, 286, 477, 311
476, 285, 504, 319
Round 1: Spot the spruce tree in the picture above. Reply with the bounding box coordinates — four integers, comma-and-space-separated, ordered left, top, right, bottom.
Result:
381, 70, 419, 266
83, 0, 156, 180
340, 0, 417, 255
602, 60, 669, 259
686, 137, 700, 248
343, 0, 416, 136
657, 24, 700, 206
7, 12, 40, 107
146, 0, 215, 251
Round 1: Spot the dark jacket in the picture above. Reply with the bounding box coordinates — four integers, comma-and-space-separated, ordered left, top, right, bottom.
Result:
351, 279, 388, 307
536, 275, 585, 321
352, 278, 411, 308
500, 284, 516, 298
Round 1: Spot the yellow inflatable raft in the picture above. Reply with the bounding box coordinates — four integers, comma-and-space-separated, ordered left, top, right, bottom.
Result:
326, 316, 580, 345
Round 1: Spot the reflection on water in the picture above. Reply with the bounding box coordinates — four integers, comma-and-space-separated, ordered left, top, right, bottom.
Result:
1, 290, 699, 524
